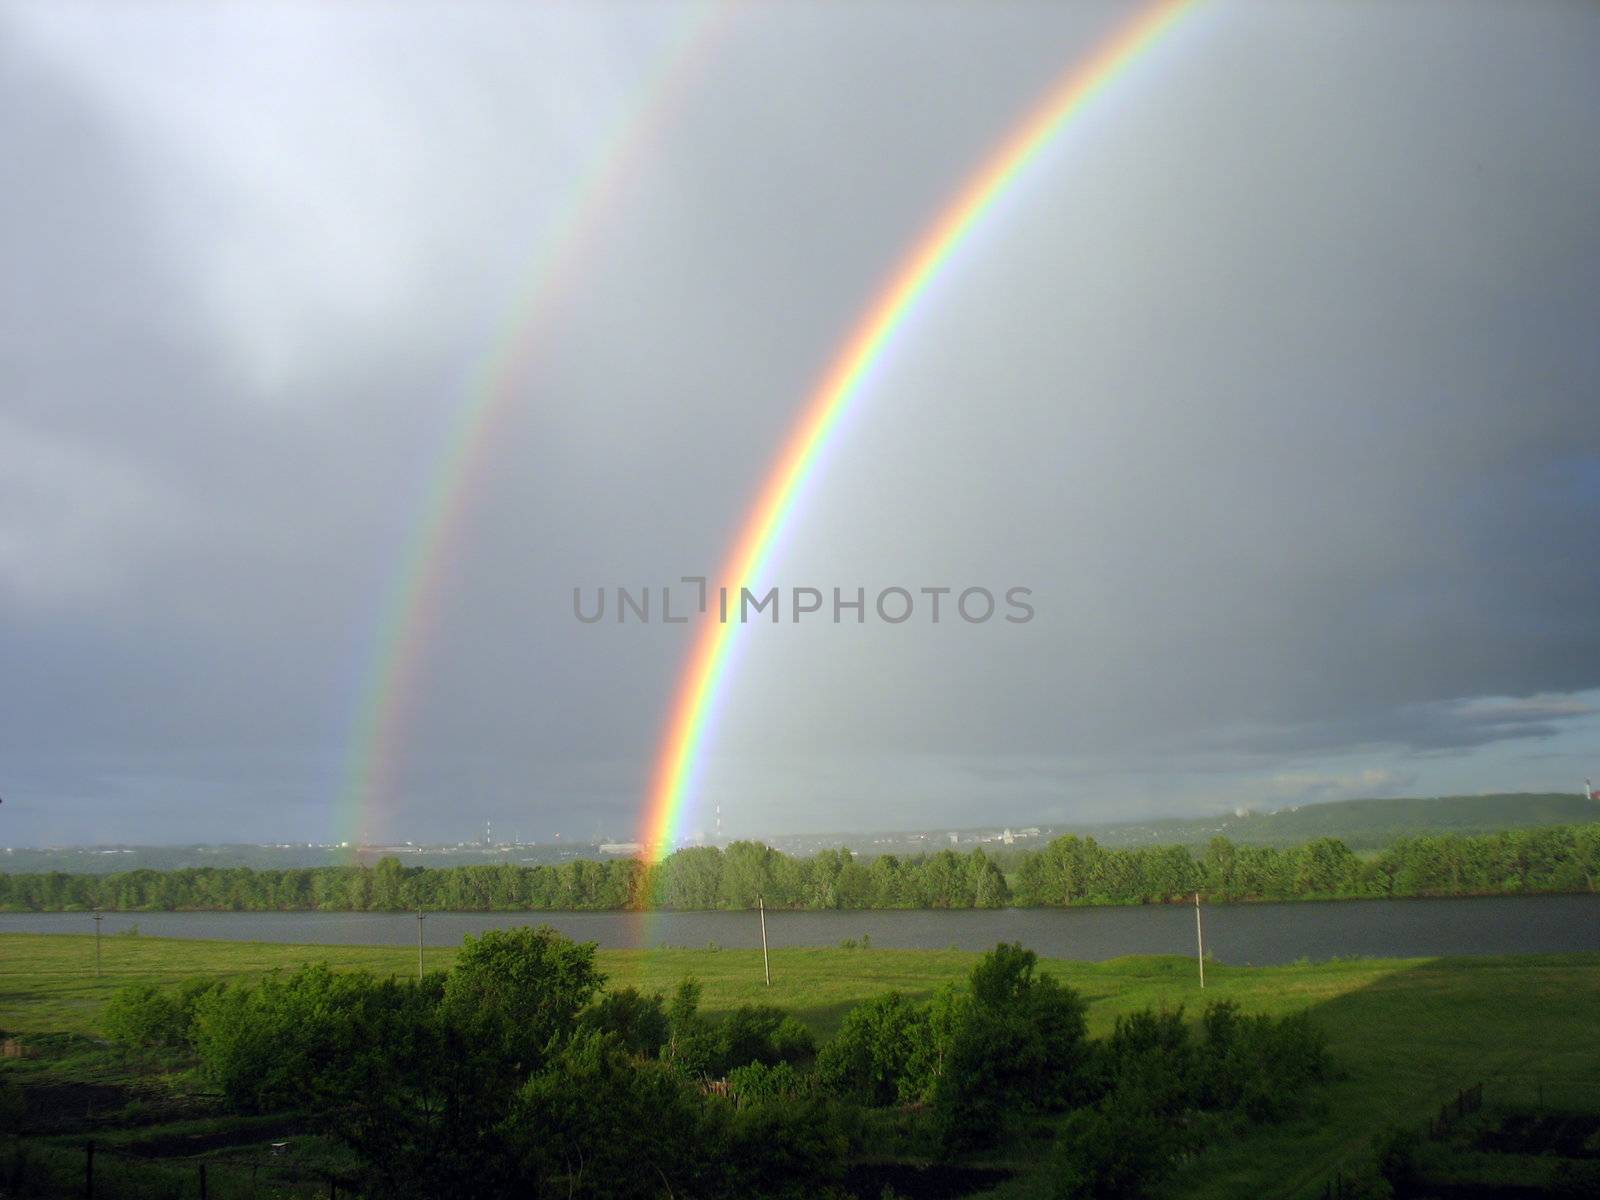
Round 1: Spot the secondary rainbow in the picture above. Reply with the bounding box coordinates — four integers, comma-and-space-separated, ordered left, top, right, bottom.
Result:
639, 0, 1197, 860
336, 3, 736, 847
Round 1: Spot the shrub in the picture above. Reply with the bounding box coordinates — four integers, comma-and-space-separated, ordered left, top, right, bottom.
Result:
1197, 1000, 1329, 1121
727, 1060, 804, 1107
676, 1004, 816, 1079
1373, 1125, 1419, 1187
104, 977, 226, 1049
1099, 1006, 1194, 1115
102, 983, 178, 1048
1051, 1090, 1189, 1199
507, 1030, 721, 1200
934, 944, 1092, 1148
579, 986, 669, 1058
443, 926, 603, 1068
814, 992, 926, 1105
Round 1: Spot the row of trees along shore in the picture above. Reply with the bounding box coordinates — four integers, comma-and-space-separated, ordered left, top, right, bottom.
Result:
3, 822, 1598, 912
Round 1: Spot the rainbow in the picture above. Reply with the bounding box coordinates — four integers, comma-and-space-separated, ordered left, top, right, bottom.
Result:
639, 0, 1197, 860
336, 3, 736, 847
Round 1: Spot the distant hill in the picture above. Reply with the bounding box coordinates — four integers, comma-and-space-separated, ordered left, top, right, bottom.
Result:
1067, 793, 1600, 852
0, 841, 604, 875
4, 793, 1596, 874
763, 793, 1600, 858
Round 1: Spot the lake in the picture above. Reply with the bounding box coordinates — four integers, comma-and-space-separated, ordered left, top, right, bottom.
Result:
4, 894, 1597, 964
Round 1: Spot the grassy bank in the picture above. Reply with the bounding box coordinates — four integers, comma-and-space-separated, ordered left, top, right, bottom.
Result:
4, 934, 1597, 1198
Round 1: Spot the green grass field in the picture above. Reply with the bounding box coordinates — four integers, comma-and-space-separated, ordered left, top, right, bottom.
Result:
4, 933, 1598, 1199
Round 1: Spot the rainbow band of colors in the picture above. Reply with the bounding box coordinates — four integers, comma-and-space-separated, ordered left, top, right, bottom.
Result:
336, 4, 736, 846
639, 0, 1197, 860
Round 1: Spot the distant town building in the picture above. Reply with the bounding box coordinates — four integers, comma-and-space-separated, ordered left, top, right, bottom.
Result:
599, 842, 644, 856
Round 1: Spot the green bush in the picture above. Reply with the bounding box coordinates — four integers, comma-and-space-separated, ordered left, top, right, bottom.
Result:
1051, 1089, 1190, 1199
1099, 1006, 1194, 1116
1373, 1126, 1419, 1186
102, 983, 178, 1047
105, 976, 229, 1049
668, 994, 816, 1079
728, 1060, 804, 1107
1196, 1000, 1330, 1121
579, 986, 670, 1058
933, 944, 1091, 1149
814, 991, 927, 1105
443, 925, 603, 1068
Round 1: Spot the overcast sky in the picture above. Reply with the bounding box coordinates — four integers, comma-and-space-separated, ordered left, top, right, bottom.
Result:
4, 0, 1599, 847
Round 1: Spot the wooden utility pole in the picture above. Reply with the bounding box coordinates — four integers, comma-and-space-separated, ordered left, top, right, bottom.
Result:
417, 908, 426, 980
758, 895, 771, 987
93, 909, 103, 978
1194, 891, 1205, 989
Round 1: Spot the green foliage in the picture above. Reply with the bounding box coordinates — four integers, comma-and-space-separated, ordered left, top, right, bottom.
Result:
577, 985, 669, 1058
6, 820, 1599, 911
1049, 998, 1331, 1196
174, 927, 847, 1198
192, 963, 397, 1110
671, 1003, 816, 1079
1051, 1088, 1191, 1199
813, 991, 928, 1105
103, 976, 223, 1048
442, 925, 602, 1067
1196, 1000, 1330, 1121
718, 1095, 852, 1199
1553, 1159, 1600, 1198
934, 943, 1091, 1146
102, 983, 177, 1048
505, 1030, 711, 1200
1099, 1005, 1195, 1116
1372, 1125, 1419, 1186
727, 1059, 804, 1107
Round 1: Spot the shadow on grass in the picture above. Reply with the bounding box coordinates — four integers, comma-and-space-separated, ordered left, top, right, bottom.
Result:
1155, 953, 1600, 1200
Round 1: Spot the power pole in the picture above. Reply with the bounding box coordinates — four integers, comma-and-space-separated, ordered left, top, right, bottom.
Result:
1193, 891, 1205, 989
93, 908, 103, 978
758, 895, 771, 987
417, 908, 426, 980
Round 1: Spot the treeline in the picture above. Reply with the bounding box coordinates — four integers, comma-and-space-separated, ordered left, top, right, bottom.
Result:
96, 929, 1332, 1198
3, 823, 1597, 912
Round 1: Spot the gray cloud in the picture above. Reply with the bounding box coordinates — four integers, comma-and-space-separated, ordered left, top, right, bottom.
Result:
2, 1, 1598, 844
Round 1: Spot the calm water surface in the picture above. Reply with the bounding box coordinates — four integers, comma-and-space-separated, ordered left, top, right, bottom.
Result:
4, 895, 1597, 964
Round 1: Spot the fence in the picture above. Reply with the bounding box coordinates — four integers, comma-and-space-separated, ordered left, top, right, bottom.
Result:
4, 1137, 353, 1200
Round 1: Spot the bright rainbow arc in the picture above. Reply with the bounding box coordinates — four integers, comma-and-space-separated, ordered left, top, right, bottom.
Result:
337, 3, 736, 847
639, 0, 1197, 861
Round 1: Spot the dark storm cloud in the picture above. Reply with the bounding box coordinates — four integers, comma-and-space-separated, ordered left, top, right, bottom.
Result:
2, 1, 1598, 843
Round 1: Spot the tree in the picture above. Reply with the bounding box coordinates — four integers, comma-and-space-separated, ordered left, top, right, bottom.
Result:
1050, 1088, 1187, 1199
813, 991, 927, 1104
578, 986, 669, 1058
934, 944, 1090, 1148
443, 926, 603, 1068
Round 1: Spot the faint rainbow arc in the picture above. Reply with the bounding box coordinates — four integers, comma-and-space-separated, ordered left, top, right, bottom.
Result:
337, 3, 737, 847
639, 0, 1197, 861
